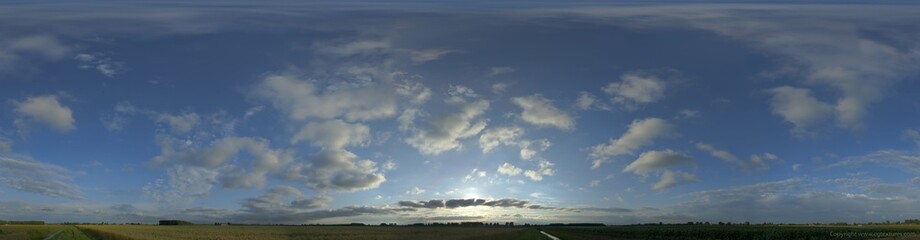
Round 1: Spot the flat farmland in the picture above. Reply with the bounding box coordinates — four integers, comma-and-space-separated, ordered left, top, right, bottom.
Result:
540, 225, 920, 240
75, 225, 549, 240
0, 225, 91, 240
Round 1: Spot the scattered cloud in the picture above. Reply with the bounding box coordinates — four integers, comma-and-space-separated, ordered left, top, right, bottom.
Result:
252, 74, 398, 122
497, 162, 523, 176
0, 155, 82, 199
148, 137, 294, 189
766, 86, 833, 135
488, 66, 516, 77
75, 53, 122, 78
590, 118, 672, 169
406, 187, 426, 195
405, 99, 489, 155
0, 35, 70, 70
512, 94, 575, 131
524, 160, 555, 181
827, 150, 920, 173
603, 72, 667, 110
479, 126, 524, 153
653, 170, 698, 190
283, 149, 386, 192
398, 198, 534, 209
623, 149, 695, 177
291, 120, 370, 150
904, 128, 920, 150
156, 112, 200, 135
12, 95, 76, 133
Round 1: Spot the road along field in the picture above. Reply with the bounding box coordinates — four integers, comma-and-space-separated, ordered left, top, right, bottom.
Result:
0, 225, 92, 240
539, 225, 920, 240
75, 225, 553, 240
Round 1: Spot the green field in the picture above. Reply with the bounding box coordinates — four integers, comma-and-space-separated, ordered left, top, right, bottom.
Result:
540, 225, 920, 240
4, 224, 920, 240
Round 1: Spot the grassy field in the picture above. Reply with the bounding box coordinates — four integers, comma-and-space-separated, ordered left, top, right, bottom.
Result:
540, 225, 920, 240
0, 225, 91, 240
76, 225, 551, 240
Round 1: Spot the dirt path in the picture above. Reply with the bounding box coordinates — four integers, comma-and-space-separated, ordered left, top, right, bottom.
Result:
43, 230, 63, 240
540, 230, 561, 240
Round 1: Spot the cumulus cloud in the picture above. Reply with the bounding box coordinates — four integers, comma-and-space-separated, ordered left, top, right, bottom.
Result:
603, 73, 667, 109
590, 118, 672, 169
291, 120, 370, 150
156, 112, 200, 135
766, 86, 834, 135
524, 160, 555, 181
12, 95, 75, 133
283, 149, 386, 192
398, 198, 534, 209
0, 155, 82, 199
252, 74, 398, 122
479, 126, 524, 153
405, 100, 489, 155
576, 91, 609, 110
518, 139, 550, 160
148, 137, 293, 189
497, 162, 523, 176
623, 149, 694, 177
653, 170, 699, 190
512, 94, 574, 131
241, 186, 330, 215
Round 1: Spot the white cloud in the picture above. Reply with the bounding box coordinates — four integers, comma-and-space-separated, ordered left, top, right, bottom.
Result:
766, 86, 833, 135
148, 137, 294, 189
524, 160, 555, 181
497, 162, 523, 176
240, 186, 331, 216
75, 53, 121, 78
603, 73, 667, 109
491, 82, 510, 94
1, 35, 69, 70
448, 85, 478, 98
590, 118, 672, 169
406, 187, 426, 195
828, 150, 920, 174
488, 66, 516, 76
590, 180, 601, 187
252, 74, 398, 122
13, 95, 75, 133
749, 152, 779, 170
0, 155, 82, 199
792, 163, 801, 171
653, 170, 699, 190
408, 49, 453, 63
512, 94, 574, 131
291, 120, 370, 150
576, 91, 608, 110
518, 139, 550, 160
479, 126, 524, 153
143, 165, 218, 205
157, 112, 200, 134
695, 143, 738, 162
405, 100, 489, 155
904, 129, 920, 150
623, 149, 695, 176
283, 149, 386, 192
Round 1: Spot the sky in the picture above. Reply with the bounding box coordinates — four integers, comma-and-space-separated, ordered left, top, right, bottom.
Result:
1, 1, 920, 225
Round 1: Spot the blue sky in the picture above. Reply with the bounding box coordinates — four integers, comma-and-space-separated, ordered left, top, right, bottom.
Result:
2, 1, 920, 225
